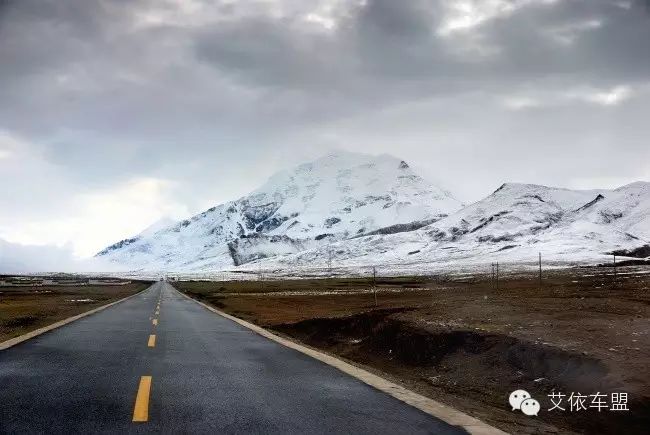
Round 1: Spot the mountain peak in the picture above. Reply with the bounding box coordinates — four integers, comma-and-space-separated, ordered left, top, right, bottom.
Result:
306, 150, 408, 170
97, 151, 462, 270
614, 181, 650, 193
140, 217, 178, 237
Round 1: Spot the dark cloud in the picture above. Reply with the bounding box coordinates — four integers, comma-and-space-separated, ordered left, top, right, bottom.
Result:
477, 0, 650, 84
354, 0, 437, 41
3, 0, 649, 136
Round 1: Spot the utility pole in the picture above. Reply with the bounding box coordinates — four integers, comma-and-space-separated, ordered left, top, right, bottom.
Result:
327, 241, 332, 277
491, 262, 497, 290
539, 252, 542, 291
373, 266, 377, 307
613, 254, 617, 288
496, 262, 499, 291
491, 263, 494, 290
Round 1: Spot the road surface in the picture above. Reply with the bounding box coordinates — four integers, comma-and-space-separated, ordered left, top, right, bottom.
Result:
0, 282, 467, 434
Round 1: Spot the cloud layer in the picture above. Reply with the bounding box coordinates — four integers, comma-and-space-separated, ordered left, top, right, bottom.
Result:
1, 0, 649, 266
0, 238, 126, 273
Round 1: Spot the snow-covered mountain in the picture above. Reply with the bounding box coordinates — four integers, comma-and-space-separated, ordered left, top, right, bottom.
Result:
261, 181, 650, 269
96, 151, 462, 270
97, 150, 649, 273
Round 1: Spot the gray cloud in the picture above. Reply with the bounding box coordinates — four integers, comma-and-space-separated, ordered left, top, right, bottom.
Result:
1, 0, 649, 257
0, 238, 124, 273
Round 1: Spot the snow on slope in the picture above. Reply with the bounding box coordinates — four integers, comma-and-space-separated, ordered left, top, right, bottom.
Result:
257, 181, 650, 270
139, 217, 178, 237
96, 151, 462, 270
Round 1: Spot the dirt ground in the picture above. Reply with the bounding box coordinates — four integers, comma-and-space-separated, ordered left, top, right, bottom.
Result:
0, 281, 151, 343
175, 266, 650, 434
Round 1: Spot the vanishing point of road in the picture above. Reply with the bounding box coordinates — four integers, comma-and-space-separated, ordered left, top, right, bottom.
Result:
0, 282, 467, 434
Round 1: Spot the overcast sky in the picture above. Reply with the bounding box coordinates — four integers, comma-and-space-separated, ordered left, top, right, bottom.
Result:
1, 0, 650, 261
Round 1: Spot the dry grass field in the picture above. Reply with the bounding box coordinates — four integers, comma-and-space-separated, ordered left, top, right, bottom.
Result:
0, 280, 151, 343
175, 266, 650, 434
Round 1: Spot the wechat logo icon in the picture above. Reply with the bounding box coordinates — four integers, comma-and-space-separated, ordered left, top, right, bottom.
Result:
509, 390, 540, 416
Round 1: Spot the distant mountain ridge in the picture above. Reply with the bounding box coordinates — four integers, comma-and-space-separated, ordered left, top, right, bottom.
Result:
263, 180, 650, 270
96, 151, 463, 270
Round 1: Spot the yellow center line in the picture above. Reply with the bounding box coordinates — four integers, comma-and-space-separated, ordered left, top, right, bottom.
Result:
147, 334, 156, 347
152, 319, 158, 326
132, 376, 152, 422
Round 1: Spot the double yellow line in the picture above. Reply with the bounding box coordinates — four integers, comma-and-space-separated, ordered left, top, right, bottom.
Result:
132, 286, 163, 423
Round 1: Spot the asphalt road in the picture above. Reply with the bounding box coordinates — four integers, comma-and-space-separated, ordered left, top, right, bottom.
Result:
0, 281, 467, 434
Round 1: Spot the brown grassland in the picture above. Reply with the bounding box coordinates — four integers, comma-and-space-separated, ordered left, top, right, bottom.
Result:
0, 281, 151, 343
175, 266, 650, 435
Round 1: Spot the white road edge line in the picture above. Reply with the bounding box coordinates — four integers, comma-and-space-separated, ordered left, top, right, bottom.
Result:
0, 284, 154, 351
173, 284, 508, 435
